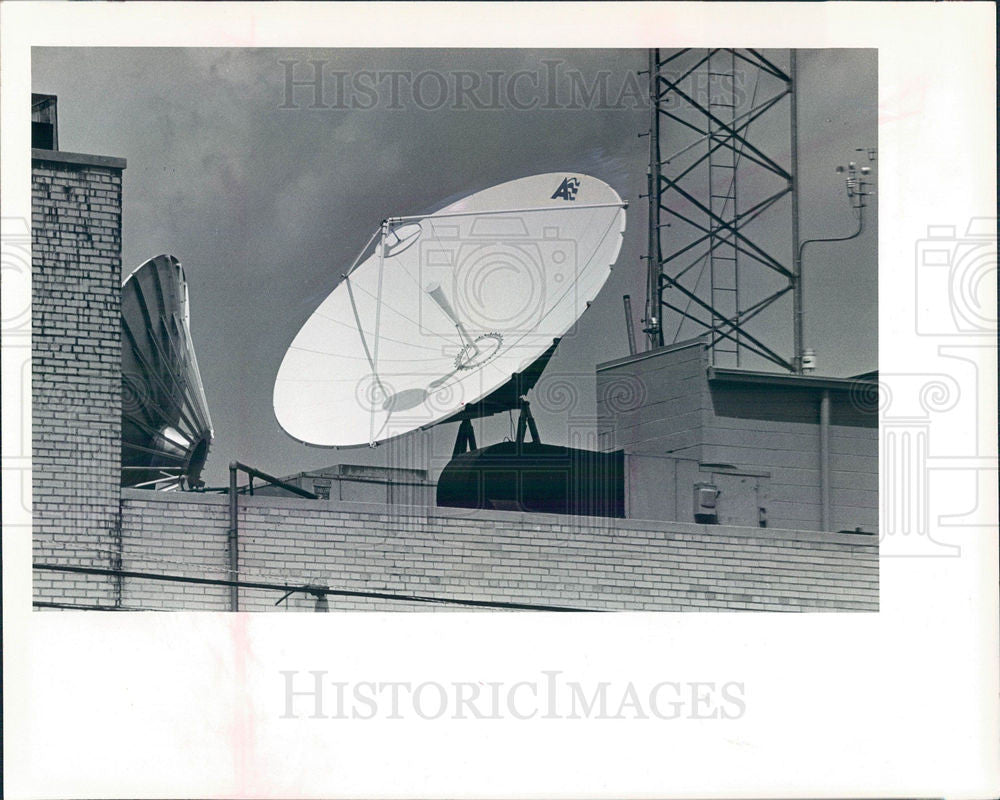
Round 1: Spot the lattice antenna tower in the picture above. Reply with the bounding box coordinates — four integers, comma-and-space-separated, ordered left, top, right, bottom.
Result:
642, 48, 802, 372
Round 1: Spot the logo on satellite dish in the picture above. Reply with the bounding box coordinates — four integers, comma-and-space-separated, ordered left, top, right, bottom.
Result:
551, 177, 580, 201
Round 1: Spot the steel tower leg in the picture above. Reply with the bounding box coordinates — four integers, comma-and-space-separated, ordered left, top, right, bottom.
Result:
646, 48, 797, 373
790, 50, 803, 373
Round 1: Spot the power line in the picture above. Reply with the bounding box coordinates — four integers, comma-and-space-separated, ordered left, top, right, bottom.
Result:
31, 600, 140, 611
33, 562, 601, 613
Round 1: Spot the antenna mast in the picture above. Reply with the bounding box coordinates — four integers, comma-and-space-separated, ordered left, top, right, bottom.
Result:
643, 48, 664, 348
644, 48, 799, 371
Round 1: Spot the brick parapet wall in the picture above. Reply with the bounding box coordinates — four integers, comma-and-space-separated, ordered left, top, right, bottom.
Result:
114, 490, 878, 612
32, 153, 125, 607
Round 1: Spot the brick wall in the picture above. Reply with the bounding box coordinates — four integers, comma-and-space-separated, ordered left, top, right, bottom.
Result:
32, 150, 126, 608
114, 490, 878, 612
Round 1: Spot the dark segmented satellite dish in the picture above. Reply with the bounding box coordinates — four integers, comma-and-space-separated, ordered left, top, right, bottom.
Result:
121, 254, 213, 489
273, 173, 627, 447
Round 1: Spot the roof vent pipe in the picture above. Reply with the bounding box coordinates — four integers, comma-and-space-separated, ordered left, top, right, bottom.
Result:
801, 348, 817, 374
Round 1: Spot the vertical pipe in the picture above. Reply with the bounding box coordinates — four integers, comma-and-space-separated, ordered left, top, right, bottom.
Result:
790, 49, 803, 373
646, 48, 664, 349
228, 462, 239, 612
651, 51, 663, 350
730, 48, 741, 369
370, 220, 388, 445
623, 294, 637, 355
820, 389, 831, 531
113, 508, 124, 608
645, 167, 656, 349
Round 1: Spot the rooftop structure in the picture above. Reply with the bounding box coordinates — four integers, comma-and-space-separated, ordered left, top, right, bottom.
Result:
598, 337, 878, 532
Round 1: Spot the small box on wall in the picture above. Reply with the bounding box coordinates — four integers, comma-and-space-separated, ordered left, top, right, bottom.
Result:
693, 482, 719, 524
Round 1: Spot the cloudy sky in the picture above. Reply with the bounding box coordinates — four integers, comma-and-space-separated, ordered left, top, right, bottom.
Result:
34, 47, 876, 486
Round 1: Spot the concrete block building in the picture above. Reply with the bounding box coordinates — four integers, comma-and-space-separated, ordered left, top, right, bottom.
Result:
254, 463, 436, 505
597, 340, 879, 533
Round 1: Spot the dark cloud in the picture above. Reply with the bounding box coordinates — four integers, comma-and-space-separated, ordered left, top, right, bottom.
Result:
34, 47, 876, 485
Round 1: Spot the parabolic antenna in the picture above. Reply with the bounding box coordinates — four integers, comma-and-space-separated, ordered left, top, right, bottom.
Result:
121, 254, 214, 489
273, 173, 627, 448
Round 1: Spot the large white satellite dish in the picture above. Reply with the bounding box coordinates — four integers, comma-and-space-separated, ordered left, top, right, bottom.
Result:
273, 173, 627, 447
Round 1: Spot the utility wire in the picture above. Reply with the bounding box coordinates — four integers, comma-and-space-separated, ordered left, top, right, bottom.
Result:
33, 600, 160, 612
34, 563, 602, 613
